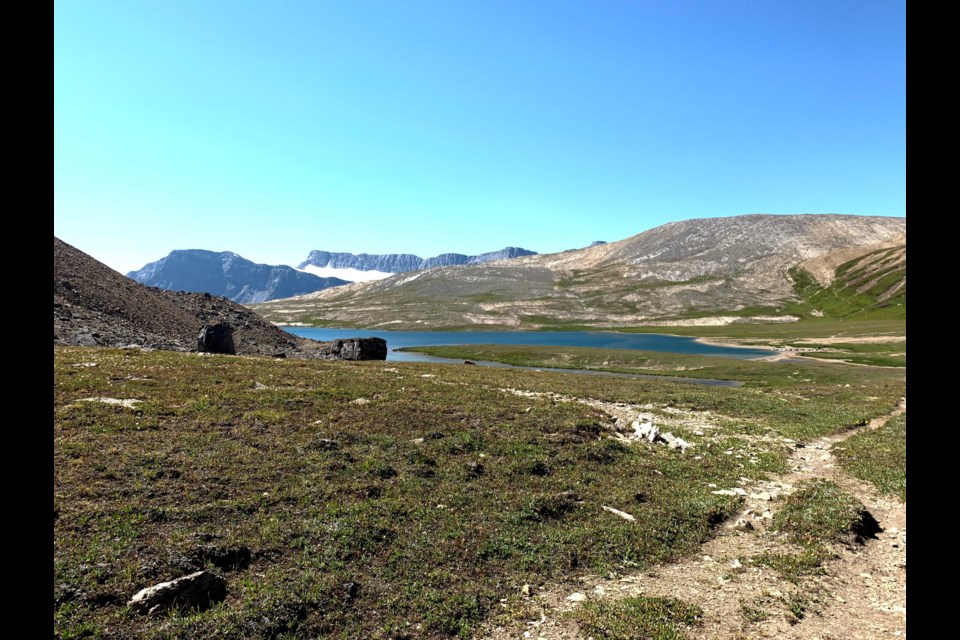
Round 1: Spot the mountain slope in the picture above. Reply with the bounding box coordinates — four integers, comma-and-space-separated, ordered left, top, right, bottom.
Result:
788, 244, 906, 320
127, 250, 348, 303
254, 214, 905, 330
54, 237, 342, 357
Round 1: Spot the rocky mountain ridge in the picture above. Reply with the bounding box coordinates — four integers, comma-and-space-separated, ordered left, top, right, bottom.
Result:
127, 250, 348, 304
255, 214, 906, 330
298, 246, 537, 274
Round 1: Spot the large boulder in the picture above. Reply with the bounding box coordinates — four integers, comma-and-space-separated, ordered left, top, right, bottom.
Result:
128, 570, 226, 616
316, 337, 387, 361
197, 323, 236, 354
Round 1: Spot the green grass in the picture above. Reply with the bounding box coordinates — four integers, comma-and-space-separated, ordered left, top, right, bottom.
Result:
834, 413, 906, 501
54, 346, 903, 638
570, 596, 703, 640
750, 479, 879, 586
772, 479, 878, 547
785, 246, 905, 322
797, 341, 905, 367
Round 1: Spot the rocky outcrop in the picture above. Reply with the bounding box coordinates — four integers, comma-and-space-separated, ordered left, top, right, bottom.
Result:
127, 249, 348, 303
197, 323, 236, 354
315, 337, 387, 361
128, 570, 226, 616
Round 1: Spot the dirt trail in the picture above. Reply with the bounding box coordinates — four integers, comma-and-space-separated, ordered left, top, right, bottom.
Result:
480, 398, 906, 640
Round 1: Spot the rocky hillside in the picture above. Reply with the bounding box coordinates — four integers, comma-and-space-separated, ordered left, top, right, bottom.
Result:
255, 214, 905, 330
298, 246, 537, 278
127, 250, 348, 303
54, 237, 377, 358
789, 244, 906, 320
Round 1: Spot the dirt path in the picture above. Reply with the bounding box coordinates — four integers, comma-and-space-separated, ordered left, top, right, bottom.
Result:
480, 398, 906, 640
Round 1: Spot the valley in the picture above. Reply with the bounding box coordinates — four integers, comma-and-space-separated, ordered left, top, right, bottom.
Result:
52, 212, 907, 639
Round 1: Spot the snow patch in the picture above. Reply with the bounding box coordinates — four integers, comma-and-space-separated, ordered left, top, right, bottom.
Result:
298, 264, 393, 282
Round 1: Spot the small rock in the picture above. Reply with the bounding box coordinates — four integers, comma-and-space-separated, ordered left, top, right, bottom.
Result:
734, 518, 754, 531
761, 510, 773, 519
566, 592, 587, 602
602, 505, 636, 521
521, 584, 531, 597
128, 571, 226, 616
646, 424, 660, 443
730, 558, 742, 569
350, 398, 371, 405
751, 492, 772, 501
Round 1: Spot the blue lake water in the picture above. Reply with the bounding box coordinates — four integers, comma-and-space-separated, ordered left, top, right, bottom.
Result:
283, 328, 773, 362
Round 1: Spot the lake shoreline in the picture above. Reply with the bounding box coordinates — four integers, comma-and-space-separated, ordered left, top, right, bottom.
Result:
282, 326, 776, 362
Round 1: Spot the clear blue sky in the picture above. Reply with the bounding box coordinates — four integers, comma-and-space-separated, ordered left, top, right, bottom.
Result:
55, 0, 905, 274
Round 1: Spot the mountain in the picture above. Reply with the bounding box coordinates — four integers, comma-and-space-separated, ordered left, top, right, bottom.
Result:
127, 250, 348, 303
297, 246, 537, 281
254, 214, 906, 330
54, 237, 367, 357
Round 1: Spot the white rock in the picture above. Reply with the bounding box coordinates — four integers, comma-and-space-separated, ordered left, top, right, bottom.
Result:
566, 592, 587, 602
73, 397, 142, 409
602, 505, 636, 521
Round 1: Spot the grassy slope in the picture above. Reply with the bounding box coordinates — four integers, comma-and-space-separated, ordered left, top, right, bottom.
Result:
54, 346, 904, 639
833, 413, 907, 501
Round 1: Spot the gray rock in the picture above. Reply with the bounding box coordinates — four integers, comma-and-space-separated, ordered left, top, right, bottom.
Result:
128, 570, 226, 616
75, 331, 98, 347
197, 323, 236, 354
316, 337, 387, 361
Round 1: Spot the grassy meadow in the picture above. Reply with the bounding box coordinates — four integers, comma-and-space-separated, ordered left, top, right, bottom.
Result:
54, 343, 904, 639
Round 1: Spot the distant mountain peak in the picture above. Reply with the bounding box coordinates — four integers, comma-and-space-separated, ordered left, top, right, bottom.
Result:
127, 249, 348, 303
297, 246, 538, 277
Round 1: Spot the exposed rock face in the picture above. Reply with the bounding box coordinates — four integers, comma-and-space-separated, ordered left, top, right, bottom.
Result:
54, 237, 386, 360
298, 246, 537, 274
316, 337, 387, 361
197, 323, 236, 354
127, 249, 348, 303
128, 570, 226, 616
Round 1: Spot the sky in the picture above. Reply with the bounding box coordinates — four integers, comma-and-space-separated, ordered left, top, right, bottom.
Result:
55, 0, 906, 275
